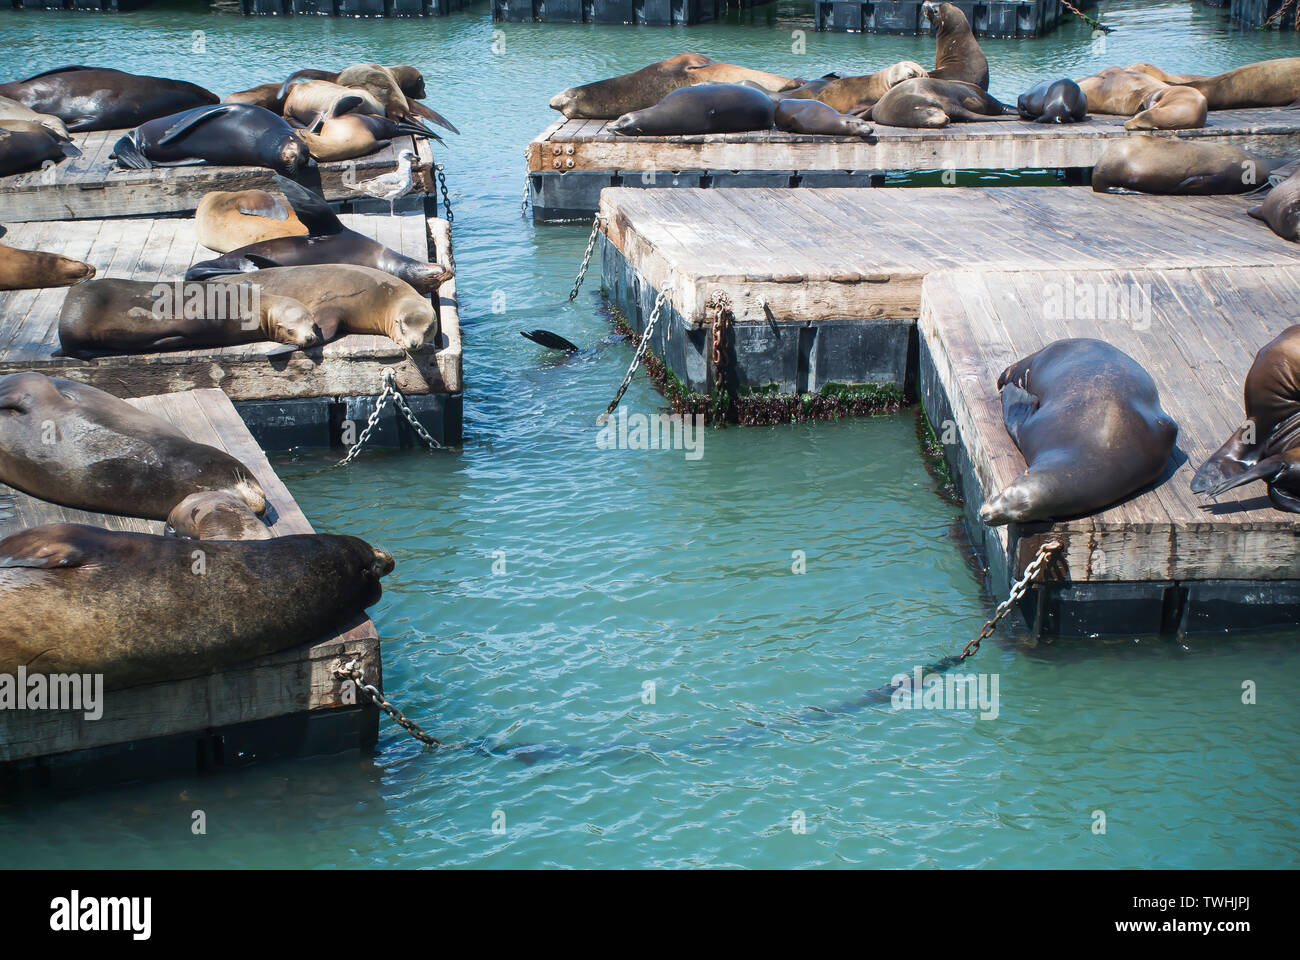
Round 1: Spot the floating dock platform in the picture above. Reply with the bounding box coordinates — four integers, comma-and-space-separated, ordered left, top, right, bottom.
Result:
815, 0, 1098, 37
598, 185, 1300, 634
0, 211, 462, 450
527, 109, 1300, 221
492, 0, 774, 25
240, 0, 474, 14
0, 131, 434, 223
0, 388, 383, 791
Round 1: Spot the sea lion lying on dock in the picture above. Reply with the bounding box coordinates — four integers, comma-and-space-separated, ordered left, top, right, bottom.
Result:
869, 78, 1013, 128
1124, 85, 1209, 131
549, 53, 797, 120
780, 61, 928, 115
296, 113, 439, 161
196, 187, 309, 253
332, 64, 454, 136
0, 227, 95, 290
923, 2, 989, 91
58, 277, 321, 357
0, 95, 70, 138
609, 83, 777, 136
0, 66, 218, 132
1076, 67, 1208, 129
1248, 167, 1300, 241
1170, 57, 1300, 110
0, 119, 79, 177
280, 79, 387, 131
980, 339, 1177, 525
1192, 325, 1300, 513
1017, 78, 1088, 124
0, 523, 393, 690
774, 100, 876, 139
1091, 138, 1279, 194
187, 176, 451, 294
0, 373, 271, 540
111, 103, 311, 176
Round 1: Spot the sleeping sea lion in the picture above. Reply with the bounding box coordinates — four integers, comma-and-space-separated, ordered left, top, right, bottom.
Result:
780, 61, 928, 115
0, 95, 70, 138
295, 113, 439, 162
774, 100, 876, 139
1092, 138, 1279, 194
869, 78, 1013, 128
196, 188, 309, 253
0, 119, 79, 177
280, 79, 385, 131
1124, 84, 1208, 131
0, 231, 94, 290
111, 103, 311, 176
1248, 167, 1300, 241
1017, 78, 1088, 123
609, 83, 777, 136
1172, 58, 1300, 110
923, 2, 989, 91
0, 66, 218, 132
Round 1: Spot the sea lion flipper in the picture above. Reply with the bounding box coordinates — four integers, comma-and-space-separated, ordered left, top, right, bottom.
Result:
1248, 205, 1265, 221
1000, 382, 1039, 445
271, 173, 342, 235
1197, 455, 1286, 498
236, 193, 291, 221
328, 94, 366, 120
0, 527, 93, 569
111, 134, 152, 170
521, 329, 581, 353
17, 65, 94, 82
157, 104, 234, 146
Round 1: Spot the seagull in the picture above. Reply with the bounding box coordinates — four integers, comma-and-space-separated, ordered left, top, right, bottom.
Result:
352, 147, 417, 216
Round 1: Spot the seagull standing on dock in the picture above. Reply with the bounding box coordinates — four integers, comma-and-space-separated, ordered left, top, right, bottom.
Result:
352, 148, 417, 216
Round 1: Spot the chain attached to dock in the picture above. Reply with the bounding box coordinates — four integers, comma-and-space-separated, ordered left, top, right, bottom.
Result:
521, 148, 531, 218
568, 213, 604, 302
336, 658, 442, 747
434, 162, 454, 226
601, 285, 673, 421
335, 368, 442, 469
959, 539, 1061, 661
1264, 0, 1298, 28
1061, 0, 1109, 32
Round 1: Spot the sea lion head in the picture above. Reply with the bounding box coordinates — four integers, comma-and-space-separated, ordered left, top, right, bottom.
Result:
978, 477, 1042, 526
167, 490, 271, 541
400, 261, 453, 295
886, 60, 929, 88
835, 115, 876, 139
346, 536, 396, 606
388, 298, 439, 350
386, 65, 427, 100
276, 136, 312, 175
265, 295, 321, 350
607, 109, 648, 136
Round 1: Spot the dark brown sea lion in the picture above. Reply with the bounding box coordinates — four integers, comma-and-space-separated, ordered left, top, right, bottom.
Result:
780, 61, 928, 115
0, 119, 79, 177
609, 83, 777, 136
1248, 168, 1300, 241
549, 53, 797, 120
0, 231, 94, 290
0, 523, 393, 690
0, 372, 269, 532
295, 113, 440, 162
196, 187, 309, 253
869, 78, 1012, 128
1092, 138, 1279, 194
58, 277, 320, 357
0, 95, 70, 138
980, 339, 1177, 525
923, 2, 989, 91
1172, 58, 1300, 110
0, 66, 218, 132
774, 99, 876, 139
1192, 325, 1300, 512
111, 103, 311, 176
186, 176, 451, 295
1017, 78, 1088, 124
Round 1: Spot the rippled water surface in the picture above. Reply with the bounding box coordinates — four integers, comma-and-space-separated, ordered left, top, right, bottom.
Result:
1, 1, 1298, 869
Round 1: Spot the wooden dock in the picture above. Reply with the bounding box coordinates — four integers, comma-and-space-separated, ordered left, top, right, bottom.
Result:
528, 109, 1300, 221
0, 210, 462, 449
0, 388, 383, 790
0, 130, 434, 223
815, 0, 1098, 36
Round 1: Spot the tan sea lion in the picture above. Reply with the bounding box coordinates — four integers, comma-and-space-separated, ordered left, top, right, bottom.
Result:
0, 95, 70, 138
923, 2, 989, 91
196, 188, 309, 253
1249, 167, 1300, 241
1125, 63, 1209, 85
168, 490, 273, 541
781, 61, 929, 115
0, 230, 94, 291
295, 113, 439, 162
869, 78, 1012, 128
1124, 84, 1208, 131
58, 278, 320, 357
334, 64, 430, 131
281, 80, 385, 130
0, 119, 79, 177
1076, 67, 1207, 129
1173, 58, 1300, 110
0, 523, 393, 690
1092, 138, 1280, 194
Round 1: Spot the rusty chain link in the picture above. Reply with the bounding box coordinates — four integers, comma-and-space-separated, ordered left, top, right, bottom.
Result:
333, 368, 442, 469
568, 213, 604, 302
601, 285, 673, 420
959, 539, 1061, 661
521, 148, 531, 217
1061, 0, 1109, 31
1264, 0, 1298, 28
336, 657, 442, 747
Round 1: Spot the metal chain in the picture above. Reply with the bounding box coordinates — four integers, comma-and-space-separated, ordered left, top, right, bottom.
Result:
1264, 0, 1298, 28
521, 148, 531, 218
601, 285, 672, 420
708, 292, 732, 394
434, 162, 453, 225
1060, 0, 1109, 32
568, 213, 604, 302
334, 368, 441, 469
336, 657, 442, 747
959, 539, 1061, 661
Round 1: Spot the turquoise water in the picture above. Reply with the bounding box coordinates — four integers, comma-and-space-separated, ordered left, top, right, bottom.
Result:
1, 1, 1298, 868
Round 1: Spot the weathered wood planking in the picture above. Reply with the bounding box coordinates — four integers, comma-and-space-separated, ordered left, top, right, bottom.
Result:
0, 388, 382, 765
0, 131, 434, 223
0, 211, 460, 401
919, 267, 1300, 589
599, 186, 1300, 329
531, 108, 1300, 177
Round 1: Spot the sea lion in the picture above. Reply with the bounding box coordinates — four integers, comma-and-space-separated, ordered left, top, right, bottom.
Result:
0, 119, 79, 177
1017, 78, 1088, 124
869, 78, 1013, 128
186, 176, 451, 295
609, 83, 777, 136
111, 103, 311, 176
923, 2, 989, 91
1092, 138, 1279, 194
196, 188, 309, 253
979, 339, 1177, 525
1076, 67, 1208, 129
0, 66, 218, 132
295, 113, 439, 162
1192, 326, 1300, 512
167, 490, 273, 541
774, 99, 876, 139
1124, 84, 1208, 131
549, 53, 797, 120
780, 61, 929, 115
0, 372, 268, 532
0, 95, 70, 138
282, 65, 427, 102
1125, 63, 1209, 85
281, 80, 386, 131
58, 277, 320, 357
1248, 167, 1300, 241
0, 233, 94, 290
0, 523, 393, 690
1173, 57, 1300, 110
332, 63, 452, 136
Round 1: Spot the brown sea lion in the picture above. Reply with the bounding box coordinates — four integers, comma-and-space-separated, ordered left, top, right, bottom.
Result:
980, 339, 1177, 525
923, 2, 989, 91
281, 80, 385, 130
0, 523, 393, 690
295, 113, 439, 162
0, 372, 268, 534
780, 61, 929, 115
1248, 167, 1300, 241
0, 66, 218, 132
186, 176, 451, 295
549, 53, 797, 120
1173, 58, 1300, 110
0, 232, 94, 290
1092, 138, 1279, 194
196, 188, 309, 253
0, 95, 70, 138
869, 77, 1012, 128
774, 99, 876, 139
1192, 326, 1300, 512
0, 119, 79, 177
1124, 84, 1208, 131
282, 65, 427, 101
1076, 67, 1207, 130
224, 69, 336, 113
1125, 63, 1209, 85
167, 490, 273, 541
333, 63, 451, 135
